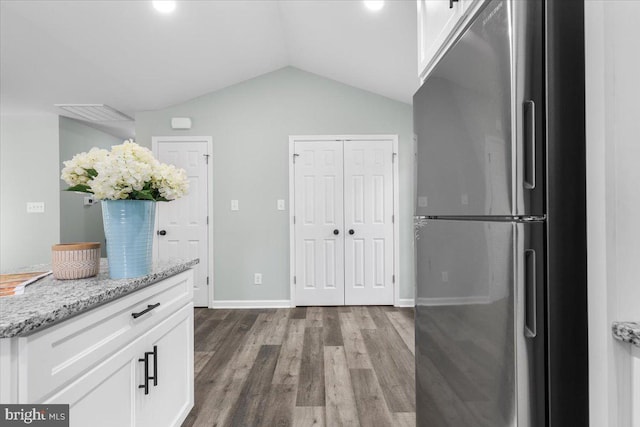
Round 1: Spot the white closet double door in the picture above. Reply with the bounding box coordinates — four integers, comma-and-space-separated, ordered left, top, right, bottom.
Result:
293, 138, 396, 306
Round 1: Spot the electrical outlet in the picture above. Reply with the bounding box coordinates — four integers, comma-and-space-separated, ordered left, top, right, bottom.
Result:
254, 273, 262, 285
26, 202, 45, 213
277, 199, 285, 210
231, 200, 239, 211
461, 194, 469, 205
418, 196, 428, 208
441, 271, 449, 283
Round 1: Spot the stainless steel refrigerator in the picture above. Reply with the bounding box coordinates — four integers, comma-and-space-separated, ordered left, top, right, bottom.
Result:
413, 1, 588, 426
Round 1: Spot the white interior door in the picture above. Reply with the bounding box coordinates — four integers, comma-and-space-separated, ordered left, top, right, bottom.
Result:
292, 137, 395, 306
344, 140, 394, 305
294, 141, 345, 306
156, 141, 210, 307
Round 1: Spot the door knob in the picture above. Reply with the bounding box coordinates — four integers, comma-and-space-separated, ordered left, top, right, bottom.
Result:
157, 230, 167, 236
349, 229, 355, 235
333, 229, 340, 235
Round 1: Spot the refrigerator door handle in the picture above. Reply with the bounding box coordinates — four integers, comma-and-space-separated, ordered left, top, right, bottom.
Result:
524, 248, 537, 338
524, 100, 536, 190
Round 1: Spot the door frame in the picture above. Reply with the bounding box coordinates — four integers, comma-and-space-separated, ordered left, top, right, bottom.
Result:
288, 134, 400, 307
152, 136, 215, 308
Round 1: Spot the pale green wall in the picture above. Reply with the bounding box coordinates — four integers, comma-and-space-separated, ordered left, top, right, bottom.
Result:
59, 117, 121, 254
0, 115, 60, 270
136, 67, 415, 302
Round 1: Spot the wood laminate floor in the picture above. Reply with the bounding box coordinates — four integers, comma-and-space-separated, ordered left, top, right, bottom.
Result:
182, 306, 416, 427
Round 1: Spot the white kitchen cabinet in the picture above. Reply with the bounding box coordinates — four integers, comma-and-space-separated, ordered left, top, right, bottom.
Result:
44, 304, 193, 427
417, 0, 463, 76
136, 305, 194, 427
417, 0, 486, 80
0, 269, 194, 427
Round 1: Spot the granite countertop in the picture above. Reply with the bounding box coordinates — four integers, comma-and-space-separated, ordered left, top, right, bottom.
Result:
0, 258, 199, 338
612, 321, 640, 348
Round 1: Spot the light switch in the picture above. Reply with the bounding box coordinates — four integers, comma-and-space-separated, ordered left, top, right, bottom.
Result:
26, 202, 45, 213
277, 199, 285, 210
418, 197, 428, 208
231, 200, 239, 211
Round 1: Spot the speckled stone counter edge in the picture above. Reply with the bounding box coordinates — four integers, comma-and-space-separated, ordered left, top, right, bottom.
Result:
612, 321, 640, 348
0, 258, 198, 338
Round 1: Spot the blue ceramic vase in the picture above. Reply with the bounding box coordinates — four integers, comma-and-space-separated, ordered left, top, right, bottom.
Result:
102, 200, 156, 279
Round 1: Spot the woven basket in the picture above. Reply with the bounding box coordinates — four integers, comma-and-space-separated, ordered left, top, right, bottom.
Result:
52, 242, 101, 280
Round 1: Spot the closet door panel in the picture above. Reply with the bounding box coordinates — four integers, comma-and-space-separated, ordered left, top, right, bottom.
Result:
344, 140, 395, 305
294, 141, 345, 306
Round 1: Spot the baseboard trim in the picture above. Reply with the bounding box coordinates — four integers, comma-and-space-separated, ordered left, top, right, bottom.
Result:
395, 298, 415, 307
211, 299, 420, 309
211, 300, 292, 309
416, 296, 492, 306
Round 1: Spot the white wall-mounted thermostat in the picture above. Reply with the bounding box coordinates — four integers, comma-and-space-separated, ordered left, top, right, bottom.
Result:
171, 117, 192, 129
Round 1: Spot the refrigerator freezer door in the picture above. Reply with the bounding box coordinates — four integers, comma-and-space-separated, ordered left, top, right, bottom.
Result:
514, 221, 545, 427
413, 0, 544, 217
415, 218, 543, 427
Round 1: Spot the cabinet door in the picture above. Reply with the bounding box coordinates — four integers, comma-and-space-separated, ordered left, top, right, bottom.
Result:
136, 304, 194, 427
417, 0, 463, 76
44, 346, 137, 427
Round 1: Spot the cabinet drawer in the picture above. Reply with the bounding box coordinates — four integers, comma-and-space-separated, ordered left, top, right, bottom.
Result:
18, 270, 193, 403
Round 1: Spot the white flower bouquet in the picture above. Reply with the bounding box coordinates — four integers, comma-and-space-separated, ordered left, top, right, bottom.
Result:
61, 140, 189, 201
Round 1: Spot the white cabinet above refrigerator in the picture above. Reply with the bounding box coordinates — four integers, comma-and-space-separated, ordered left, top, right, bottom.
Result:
417, 0, 487, 81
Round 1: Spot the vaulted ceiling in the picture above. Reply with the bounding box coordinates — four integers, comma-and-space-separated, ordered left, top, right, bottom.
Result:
0, 0, 418, 138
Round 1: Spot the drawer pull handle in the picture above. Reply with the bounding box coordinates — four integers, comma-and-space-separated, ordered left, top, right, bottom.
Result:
138, 353, 150, 395
132, 303, 161, 319
151, 345, 158, 387
137, 346, 158, 395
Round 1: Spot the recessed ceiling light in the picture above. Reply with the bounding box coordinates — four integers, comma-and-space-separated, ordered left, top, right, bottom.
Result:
364, 0, 384, 12
153, 1, 176, 14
